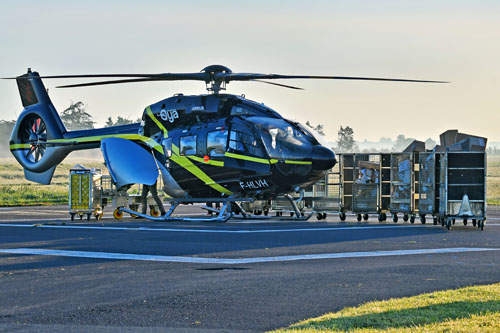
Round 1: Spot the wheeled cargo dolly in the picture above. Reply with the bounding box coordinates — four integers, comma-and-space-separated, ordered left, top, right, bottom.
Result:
271, 192, 305, 217
352, 154, 381, 222
69, 166, 103, 221
311, 161, 341, 220
437, 151, 487, 230
418, 152, 441, 225
390, 153, 420, 223
101, 176, 163, 219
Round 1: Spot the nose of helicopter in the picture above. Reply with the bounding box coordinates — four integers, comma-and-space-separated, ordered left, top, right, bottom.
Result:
311, 146, 337, 171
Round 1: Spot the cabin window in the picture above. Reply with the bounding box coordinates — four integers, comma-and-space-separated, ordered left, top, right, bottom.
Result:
207, 130, 228, 157
162, 137, 172, 158
180, 135, 197, 155
229, 130, 265, 157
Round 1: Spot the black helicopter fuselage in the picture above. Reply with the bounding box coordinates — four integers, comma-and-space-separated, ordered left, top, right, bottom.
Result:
141, 93, 336, 199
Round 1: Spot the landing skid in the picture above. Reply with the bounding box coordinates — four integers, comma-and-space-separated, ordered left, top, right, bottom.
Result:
119, 200, 232, 222
119, 194, 311, 222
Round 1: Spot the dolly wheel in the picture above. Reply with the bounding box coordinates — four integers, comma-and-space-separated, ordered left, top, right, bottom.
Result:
403, 214, 409, 222
113, 208, 123, 220
393, 214, 398, 223
151, 208, 160, 217
339, 212, 346, 221
420, 215, 426, 224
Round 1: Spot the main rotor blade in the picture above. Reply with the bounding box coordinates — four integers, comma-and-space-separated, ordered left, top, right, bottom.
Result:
252, 79, 304, 90
3, 72, 209, 81
218, 73, 449, 84
56, 78, 163, 88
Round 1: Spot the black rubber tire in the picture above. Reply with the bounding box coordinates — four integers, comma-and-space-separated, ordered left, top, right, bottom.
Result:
446, 219, 451, 230
381, 213, 387, 221
363, 214, 369, 221
264, 210, 268, 216
410, 215, 415, 224
463, 218, 467, 226
378, 214, 384, 222
472, 219, 477, 227
433, 217, 438, 225
420, 215, 426, 224
339, 212, 346, 221
403, 214, 409, 222
70, 214, 75, 221
87, 214, 90, 221
316, 213, 323, 220
480, 220, 484, 230
393, 214, 398, 223
356, 214, 362, 222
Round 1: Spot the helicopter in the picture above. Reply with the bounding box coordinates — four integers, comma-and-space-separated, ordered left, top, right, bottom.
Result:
5, 65, 446, 221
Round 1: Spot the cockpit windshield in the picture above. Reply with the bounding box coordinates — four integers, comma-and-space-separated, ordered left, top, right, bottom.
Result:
248, 117, 313, 160
295, 122, 331, 148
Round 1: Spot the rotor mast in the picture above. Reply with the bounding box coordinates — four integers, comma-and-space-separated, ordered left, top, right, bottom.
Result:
201, 65, 232, 94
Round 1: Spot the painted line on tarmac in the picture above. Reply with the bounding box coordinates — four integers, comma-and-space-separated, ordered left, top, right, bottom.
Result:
0, 247, 498, 264
0, 223, 434, 234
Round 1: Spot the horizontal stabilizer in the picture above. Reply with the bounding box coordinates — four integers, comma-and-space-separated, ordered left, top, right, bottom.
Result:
101, 138, 158, 189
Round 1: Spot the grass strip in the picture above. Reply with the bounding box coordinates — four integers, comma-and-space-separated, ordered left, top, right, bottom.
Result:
274, 283, 500, 332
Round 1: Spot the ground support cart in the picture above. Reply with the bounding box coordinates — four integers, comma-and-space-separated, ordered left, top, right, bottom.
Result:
311, 162, 341, 220
339, 154, 353, 221
239, 200, 271, 216
419, 152, 441, 225
390, 153, 420, 223
351, 154, 381, 222
69, 167, 103, 221
101, 176, 162, 219
379, 153, 391, 222
271, 192, 305, 217
438, 151, 487, 230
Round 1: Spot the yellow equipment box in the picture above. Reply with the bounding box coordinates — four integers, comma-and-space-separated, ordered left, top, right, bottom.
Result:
69, 166, 103, 221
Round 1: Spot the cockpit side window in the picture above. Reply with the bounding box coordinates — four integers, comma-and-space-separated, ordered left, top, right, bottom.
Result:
180, 135, 197, 155
229, 129, 266, 158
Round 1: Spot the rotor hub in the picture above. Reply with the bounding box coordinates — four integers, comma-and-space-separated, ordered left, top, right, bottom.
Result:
201, 65, 232, 94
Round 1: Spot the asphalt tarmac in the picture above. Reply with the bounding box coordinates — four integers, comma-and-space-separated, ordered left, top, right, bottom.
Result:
1, 205, 500, 332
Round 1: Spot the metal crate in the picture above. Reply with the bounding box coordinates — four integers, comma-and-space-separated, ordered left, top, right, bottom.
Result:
239, 200, 271, 216
438, 151, 486, 230
352, 154, 380, 221
390, 153, 419, 223
271, 193, 305, 216
418, 152, 441, 224
311, 162, 341, 219
69, 167, 102, 221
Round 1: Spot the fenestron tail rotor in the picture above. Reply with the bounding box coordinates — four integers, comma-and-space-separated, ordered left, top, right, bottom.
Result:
20, 115, 47, 163
3, 64, 448, 94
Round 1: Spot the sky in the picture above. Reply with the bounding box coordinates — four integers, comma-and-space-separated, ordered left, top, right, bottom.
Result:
0, 0, 499, 143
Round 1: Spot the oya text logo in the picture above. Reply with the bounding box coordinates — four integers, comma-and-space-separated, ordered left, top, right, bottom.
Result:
160, 109, 179, 123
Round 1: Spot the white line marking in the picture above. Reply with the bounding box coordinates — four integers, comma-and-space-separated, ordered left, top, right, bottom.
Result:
0, 223, 432, 234
0, 247, 497, 264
